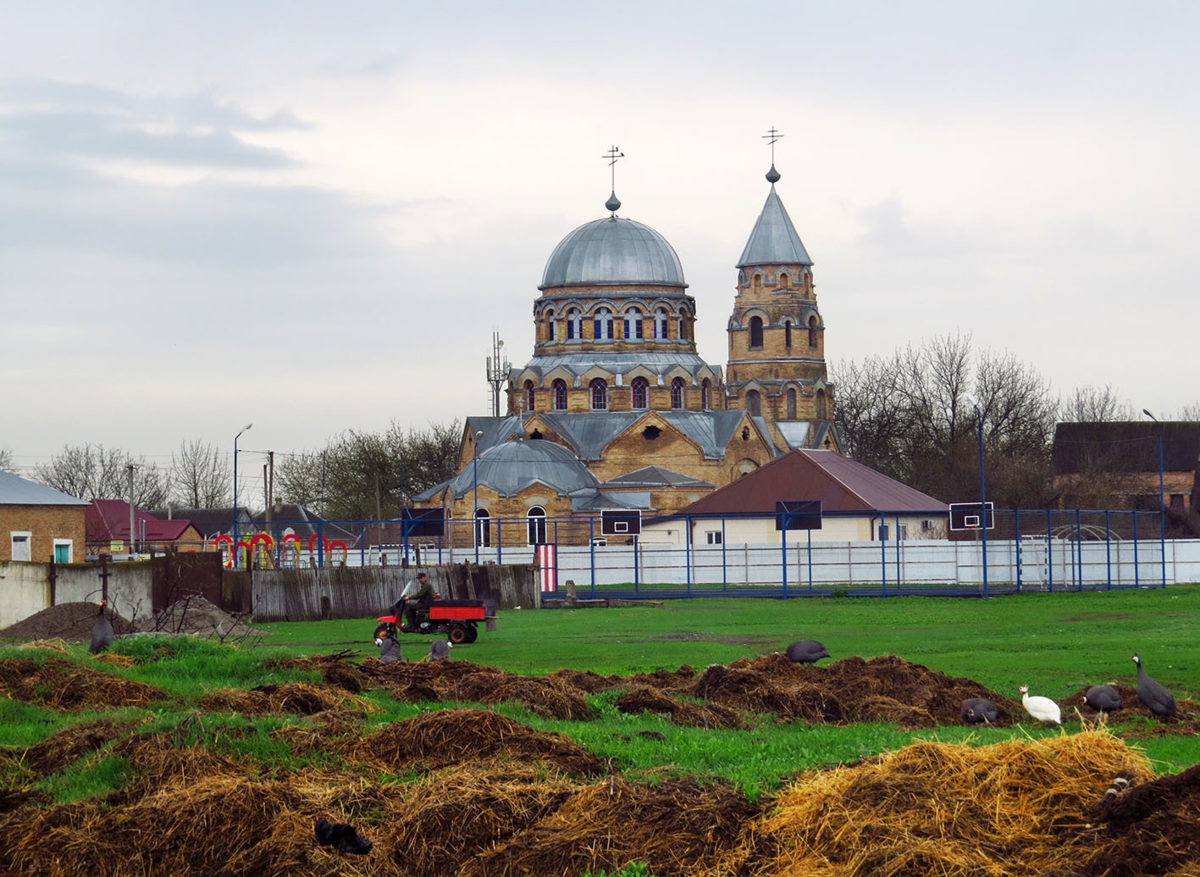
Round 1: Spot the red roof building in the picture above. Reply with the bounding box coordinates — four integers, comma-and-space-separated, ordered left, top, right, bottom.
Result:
85, 500, 204, 554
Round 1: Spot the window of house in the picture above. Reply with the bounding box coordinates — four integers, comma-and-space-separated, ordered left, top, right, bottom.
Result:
566, 309, 581, 340
553, 379, 568, 410
10, 532, 31, 562
746, 389, 761, 416
655, 308, 669, 339
705, 530, 723, 545
631, 376, 649, 409
808, 315, 819, 348
474, 509, 491, 548
784, 320, 792, 350
671, 377, 685, 409
701, 378, 711, 410
593, 307, 614, 341
528, 507, 547, 544
590, 378, 608, 410
786, 387, 797, 419
524, 380, 535, 412
53, 539, 72, 563
749, 316, 764, 349
624, 307, 643, 340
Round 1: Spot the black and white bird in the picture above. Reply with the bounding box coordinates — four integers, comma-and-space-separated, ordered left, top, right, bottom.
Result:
373, 624, 403, 665
428, 640, 453, 662
89, 601, 114, 655
961, 697, 999, 724
1133, 654, 1177, 719
1081, 684, 1122, 714
1019, 685, 1062, 724
785, 640, 830, 665
314, 818, 373, 855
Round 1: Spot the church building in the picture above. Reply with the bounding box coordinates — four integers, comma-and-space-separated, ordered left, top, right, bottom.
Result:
416, 151, 837, 547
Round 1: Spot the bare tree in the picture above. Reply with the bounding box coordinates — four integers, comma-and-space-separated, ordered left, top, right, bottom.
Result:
1061, 385, 1134, 422
169, 439, 231, 508
34, 443, 169, 507
0, 448, 13, 473
1177, 402, 1200, 421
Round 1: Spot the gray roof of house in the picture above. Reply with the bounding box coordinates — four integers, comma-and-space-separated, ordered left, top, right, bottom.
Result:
512, 352, 719, 385
541, 216, 687, 288
445, 439, 600, 499
0, 471, 89, 506
737, 186, 813, 268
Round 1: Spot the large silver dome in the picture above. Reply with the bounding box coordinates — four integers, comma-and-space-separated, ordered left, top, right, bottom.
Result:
541, 217, 687, 288
448, 439, 599, 498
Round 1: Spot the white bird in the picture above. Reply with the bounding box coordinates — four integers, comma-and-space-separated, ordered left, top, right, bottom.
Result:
1018, 685, 1062, 724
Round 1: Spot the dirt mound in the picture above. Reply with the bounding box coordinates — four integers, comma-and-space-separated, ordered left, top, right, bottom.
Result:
0, 657, 164, 711
690, 652, 1015, 727
440, 671, 595, 722
615, 687, 749, 730
625, 664, 697, 691
199, 682, 375, 717
708, 729, 1152, 877
1070, 682, 1200, 724
23, 719, 136, 775
1079, 763, 1200, 876
463, 777, 759, 877
139, 594, 269, 639
343, 708, 604, 777
546, 667, 623, 693
0, 601, 138, 642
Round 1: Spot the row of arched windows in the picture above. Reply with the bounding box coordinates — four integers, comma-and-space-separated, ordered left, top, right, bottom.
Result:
522, 377, 713, 411
743, 387, 828, 419
746, 315, 820, 350
543, 306, 691, 342
474, 507, 546, 547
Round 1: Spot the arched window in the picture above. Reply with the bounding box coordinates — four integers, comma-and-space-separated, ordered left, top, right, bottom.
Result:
753, 273, 763, 289
474, 509, 491, 548
590, 378, 608, 410
779, 272, 789, 288
524, 380, 535, 412
631, 376, 649, 409
546, 309, 556, 341
566, 308, 581, 340
655, 308, 669, 339
808, 316, 819, 349
701, 378, 711, 410
527, 506, 547, 545
816, 389, 828, 420
671, 377, 685, 409
746, 389, 761, 416
553, 379, 567, 410
786, 388, 797, 419
593, 307, 614, 341
677, 309, 689, 341
749, 316, 764, 349
784, 320, 792, 351
624, 307, 643, 340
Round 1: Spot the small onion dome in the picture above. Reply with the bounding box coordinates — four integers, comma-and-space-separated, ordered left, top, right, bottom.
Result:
605, 190, 621, 212
766, 164, 781, 184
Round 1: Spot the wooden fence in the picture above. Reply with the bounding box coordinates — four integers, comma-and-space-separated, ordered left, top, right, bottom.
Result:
249, 564, 538, 623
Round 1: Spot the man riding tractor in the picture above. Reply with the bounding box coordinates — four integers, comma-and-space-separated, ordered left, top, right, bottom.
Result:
389, 571, 435, 632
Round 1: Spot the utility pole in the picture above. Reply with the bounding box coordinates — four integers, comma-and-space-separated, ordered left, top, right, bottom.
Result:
267, 451, 275, 523
127, 463, 136, 556
485, 330, 509, 417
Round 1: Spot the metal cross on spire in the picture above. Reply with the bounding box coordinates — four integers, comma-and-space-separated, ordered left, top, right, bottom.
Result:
602, 144, 624, 214
762, 127, 783, 183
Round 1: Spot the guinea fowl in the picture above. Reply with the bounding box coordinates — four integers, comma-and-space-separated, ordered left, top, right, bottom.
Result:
428, 640, 453, 662
1133, 654, 1177, 718
961, 697, 999, 724
1081, 684, 1122, 714
785, 640, 830, 665
373, 624, 403, 664
89, 601, 114, 655
1018, 686, 1062, 725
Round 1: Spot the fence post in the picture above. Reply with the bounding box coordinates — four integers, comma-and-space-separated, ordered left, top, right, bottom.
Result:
589, 517, 596, 596
781, 526, 788, 599
1075, 509, 1083, 591
1133, 512, 1140, 588
1046, 509, 1053, 593
808, 529, 813, 593
721, 517, 727, 592
1015, 511, 1023, 593
879, 515, 887, 597
497, 514, 503, 565
685, 515, 693, 596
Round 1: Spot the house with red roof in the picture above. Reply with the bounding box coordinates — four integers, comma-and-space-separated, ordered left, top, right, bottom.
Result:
643, 449, 949, 545
85, 500, 204, 555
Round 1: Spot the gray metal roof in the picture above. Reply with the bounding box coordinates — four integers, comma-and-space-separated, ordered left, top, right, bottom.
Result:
737, 186, 813, 268
513, 352, 720, 384
446, 439, 599, 499
603, 466, 713, 489
573, 491, 653, 512
541, 217, 687, 288
775, 421, 811, 449
0, 471, 89, 506
658, 410, 749, 460
534, 412, 642, 461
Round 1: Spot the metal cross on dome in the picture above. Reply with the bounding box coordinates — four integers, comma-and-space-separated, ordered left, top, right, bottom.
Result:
602, 144, 624, 214
762, 127, 784, 160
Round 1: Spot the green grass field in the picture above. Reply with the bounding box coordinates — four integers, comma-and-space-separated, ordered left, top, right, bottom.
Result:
3, 585, 1199, 808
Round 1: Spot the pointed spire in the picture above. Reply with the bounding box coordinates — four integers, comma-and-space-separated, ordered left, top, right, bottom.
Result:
737, 186, 812, 268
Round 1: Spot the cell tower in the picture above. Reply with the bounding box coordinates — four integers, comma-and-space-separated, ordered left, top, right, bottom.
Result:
485, 330, 509, 417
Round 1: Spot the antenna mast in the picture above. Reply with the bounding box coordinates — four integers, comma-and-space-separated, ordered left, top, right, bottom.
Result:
485, 330, 510, 416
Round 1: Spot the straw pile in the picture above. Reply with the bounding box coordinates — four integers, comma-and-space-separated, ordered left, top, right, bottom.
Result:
199, 682, 376, 716
0, 657, 164, 711
461, 777, 759, 877
704, 729, 1153, 877
342, 708, 604, 777
615, 687, 750, 730
439, 670, 595, 721
23, 718, 135, 775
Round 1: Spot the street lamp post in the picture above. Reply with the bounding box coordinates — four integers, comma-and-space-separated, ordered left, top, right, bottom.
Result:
1143, 409, 1167, 587
972, 402, 988, 598
233, 422, 253, 569
472, 430, 484, 564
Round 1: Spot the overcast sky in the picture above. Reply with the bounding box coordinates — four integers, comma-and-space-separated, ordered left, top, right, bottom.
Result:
3, 1, 1197, 489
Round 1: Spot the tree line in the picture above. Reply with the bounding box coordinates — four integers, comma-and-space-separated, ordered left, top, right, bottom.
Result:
28, 421, 461, 520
